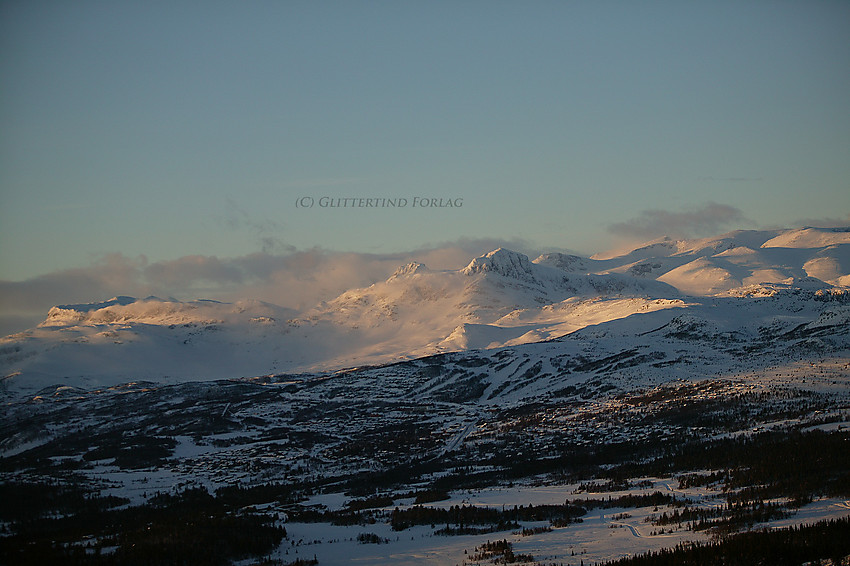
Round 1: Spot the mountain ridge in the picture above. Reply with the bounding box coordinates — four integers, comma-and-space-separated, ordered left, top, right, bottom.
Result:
2, 226, 849, 400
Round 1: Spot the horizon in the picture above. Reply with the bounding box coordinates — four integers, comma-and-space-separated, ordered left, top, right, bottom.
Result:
2, 223, 848, 337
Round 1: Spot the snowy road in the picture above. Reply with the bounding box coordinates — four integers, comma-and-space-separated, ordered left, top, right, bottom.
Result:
440, 420, 477, 456
600, 513, 642, 538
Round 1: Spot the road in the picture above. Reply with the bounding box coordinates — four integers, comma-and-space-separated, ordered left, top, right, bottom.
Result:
600, 513, 642, 538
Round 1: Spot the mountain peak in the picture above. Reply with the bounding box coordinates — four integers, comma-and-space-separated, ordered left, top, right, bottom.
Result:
387, 261, 429, 282
462, 248, 538, 284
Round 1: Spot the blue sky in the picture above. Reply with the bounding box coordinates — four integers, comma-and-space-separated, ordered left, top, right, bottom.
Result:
1, 1, 849, 331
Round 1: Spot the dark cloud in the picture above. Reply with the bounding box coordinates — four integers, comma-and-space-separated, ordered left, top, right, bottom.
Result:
608, 202, 750, 241
0, 254, 153, 316
0, 314, 47, 338
790, 214, 850, 229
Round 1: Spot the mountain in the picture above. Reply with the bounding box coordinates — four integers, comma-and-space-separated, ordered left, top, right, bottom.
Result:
2, 226, 849, 400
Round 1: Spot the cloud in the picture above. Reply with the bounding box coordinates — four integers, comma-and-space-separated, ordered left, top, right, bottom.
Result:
0, 254, 152, 315
0, 253, 154, 336
0, 314, 43, 340
0, 237, 535, 335
790, 214, 850, 229
144, 255, 246, 290
221, 197, 293, 254
608, 202, 750, 241
210, 237, 537, 310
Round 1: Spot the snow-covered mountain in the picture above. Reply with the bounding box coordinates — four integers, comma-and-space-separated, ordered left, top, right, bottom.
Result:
593, 227, 850, 294
2, 226, 849, 399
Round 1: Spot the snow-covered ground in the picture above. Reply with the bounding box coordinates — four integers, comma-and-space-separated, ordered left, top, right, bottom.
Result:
262, 480, 850, 565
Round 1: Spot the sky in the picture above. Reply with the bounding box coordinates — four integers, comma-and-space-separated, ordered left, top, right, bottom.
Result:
1, 1, 849, 334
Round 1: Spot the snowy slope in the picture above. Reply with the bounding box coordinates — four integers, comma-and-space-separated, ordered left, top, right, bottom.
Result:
2, 226, 848, 399
594, 228, 850, 294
